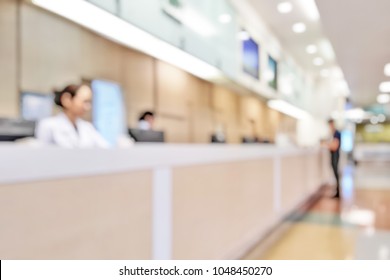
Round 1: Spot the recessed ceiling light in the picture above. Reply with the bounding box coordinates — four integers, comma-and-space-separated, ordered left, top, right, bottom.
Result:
377, 93, 390, 104
277, 2, 293, 14
306, 44, 317, 54
379, 82, 390, 93
385, 63, 390, 77
313, 57, 324, 66
218, 14, 232, 23
320, 69, 329, 77
292, 22, 306, 33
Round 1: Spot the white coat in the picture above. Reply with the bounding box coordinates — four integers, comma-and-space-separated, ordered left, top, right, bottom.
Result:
35, 113, 109, 148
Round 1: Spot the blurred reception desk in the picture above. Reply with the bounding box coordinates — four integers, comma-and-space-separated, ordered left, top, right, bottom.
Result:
0, 144, 327, 259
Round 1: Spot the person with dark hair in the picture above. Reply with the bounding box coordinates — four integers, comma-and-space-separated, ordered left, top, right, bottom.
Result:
138, 111, 155, 130
324, 119, 342, 198
35, 84, 109, 148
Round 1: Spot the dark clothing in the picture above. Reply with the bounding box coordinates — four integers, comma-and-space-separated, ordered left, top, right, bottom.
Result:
330, 130, 341, 196
331, 130, 341, 155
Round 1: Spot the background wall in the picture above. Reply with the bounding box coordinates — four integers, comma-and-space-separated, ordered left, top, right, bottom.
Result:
0, 0, 18, 118
0, 2, 296, 143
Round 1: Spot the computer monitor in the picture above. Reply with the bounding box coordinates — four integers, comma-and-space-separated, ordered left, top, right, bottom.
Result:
211, 134, 226, 144
242, 136, 259, 144
20, 92, 53, 121
128, 128, 165, 143
0, 118, 35, 141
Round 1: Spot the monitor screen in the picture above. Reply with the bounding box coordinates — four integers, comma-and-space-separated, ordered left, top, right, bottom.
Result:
128, 128, 165, 143
91, 79, 127, 146
20, 92, 53, 121
268, 55, 278, 90
242, 33, 260, 79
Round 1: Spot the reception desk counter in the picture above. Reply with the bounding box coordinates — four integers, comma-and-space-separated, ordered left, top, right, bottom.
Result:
0, 144, 328, 259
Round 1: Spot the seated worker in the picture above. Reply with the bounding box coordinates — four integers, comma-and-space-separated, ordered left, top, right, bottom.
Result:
138, 111, 155, 130
35, 84, 109, 148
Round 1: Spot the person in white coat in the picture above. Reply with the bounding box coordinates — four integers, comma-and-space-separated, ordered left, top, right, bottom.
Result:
35, 84, 109, 148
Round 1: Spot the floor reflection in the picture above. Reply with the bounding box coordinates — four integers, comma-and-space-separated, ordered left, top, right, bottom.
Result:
244, 162, 390, 260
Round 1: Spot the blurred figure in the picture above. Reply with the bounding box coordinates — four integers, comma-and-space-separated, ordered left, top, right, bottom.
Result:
138, 111, 155, 130
35, 84, 109, 148
325, 119, 342, 199
211, 124, 226, 143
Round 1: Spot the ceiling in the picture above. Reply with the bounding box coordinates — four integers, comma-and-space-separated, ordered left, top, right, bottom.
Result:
315, 0, 390, 106
243, 0, 390, 107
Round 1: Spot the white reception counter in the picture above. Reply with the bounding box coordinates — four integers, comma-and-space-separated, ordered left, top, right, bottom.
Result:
0, 144, 328, 259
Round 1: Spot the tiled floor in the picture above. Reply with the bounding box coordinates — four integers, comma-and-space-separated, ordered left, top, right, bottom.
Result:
244, 162, 390, 260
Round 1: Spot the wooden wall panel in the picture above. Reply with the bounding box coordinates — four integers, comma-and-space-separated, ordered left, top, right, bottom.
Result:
156, 61, 191, 118
187, 76, 213, 143
122, 50, 155, 128
157, 116, 190, 143
239, 96, 269, 140
212, 85, 240, 143
0, 0, 18, 117
20, 4, 124, 93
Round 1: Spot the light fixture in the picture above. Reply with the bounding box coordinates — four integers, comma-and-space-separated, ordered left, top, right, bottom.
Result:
277, 2, 293, 14
379, 82, 390, 93
31, 0, 223, 81
306, 44, 317, 54
313, 57, 324, 66
218, 14, 232, 23
385, 63, 390, 77
267, 99, 311, 120
377, 93, 390, 104
292, 22, 306, 33
297, 0, 320, 21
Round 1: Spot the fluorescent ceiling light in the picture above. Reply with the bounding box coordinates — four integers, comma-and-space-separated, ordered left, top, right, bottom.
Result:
32, 0, 223, 81
267, 99, 311, 120
277, 2, 293, 14
313, 57, 324, 66
306, 44, 317, 54
379, 82, 390, 93
377, 93, 390, 104
292, 22, 306, 33
385, 63, 390, 77
218, 14, 232, 23
297, 0, 320, 21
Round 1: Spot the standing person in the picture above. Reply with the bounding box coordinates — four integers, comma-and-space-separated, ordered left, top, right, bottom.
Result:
325, 119, 342, 198
138, 111, 155, 130
35, 84, 109, 148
